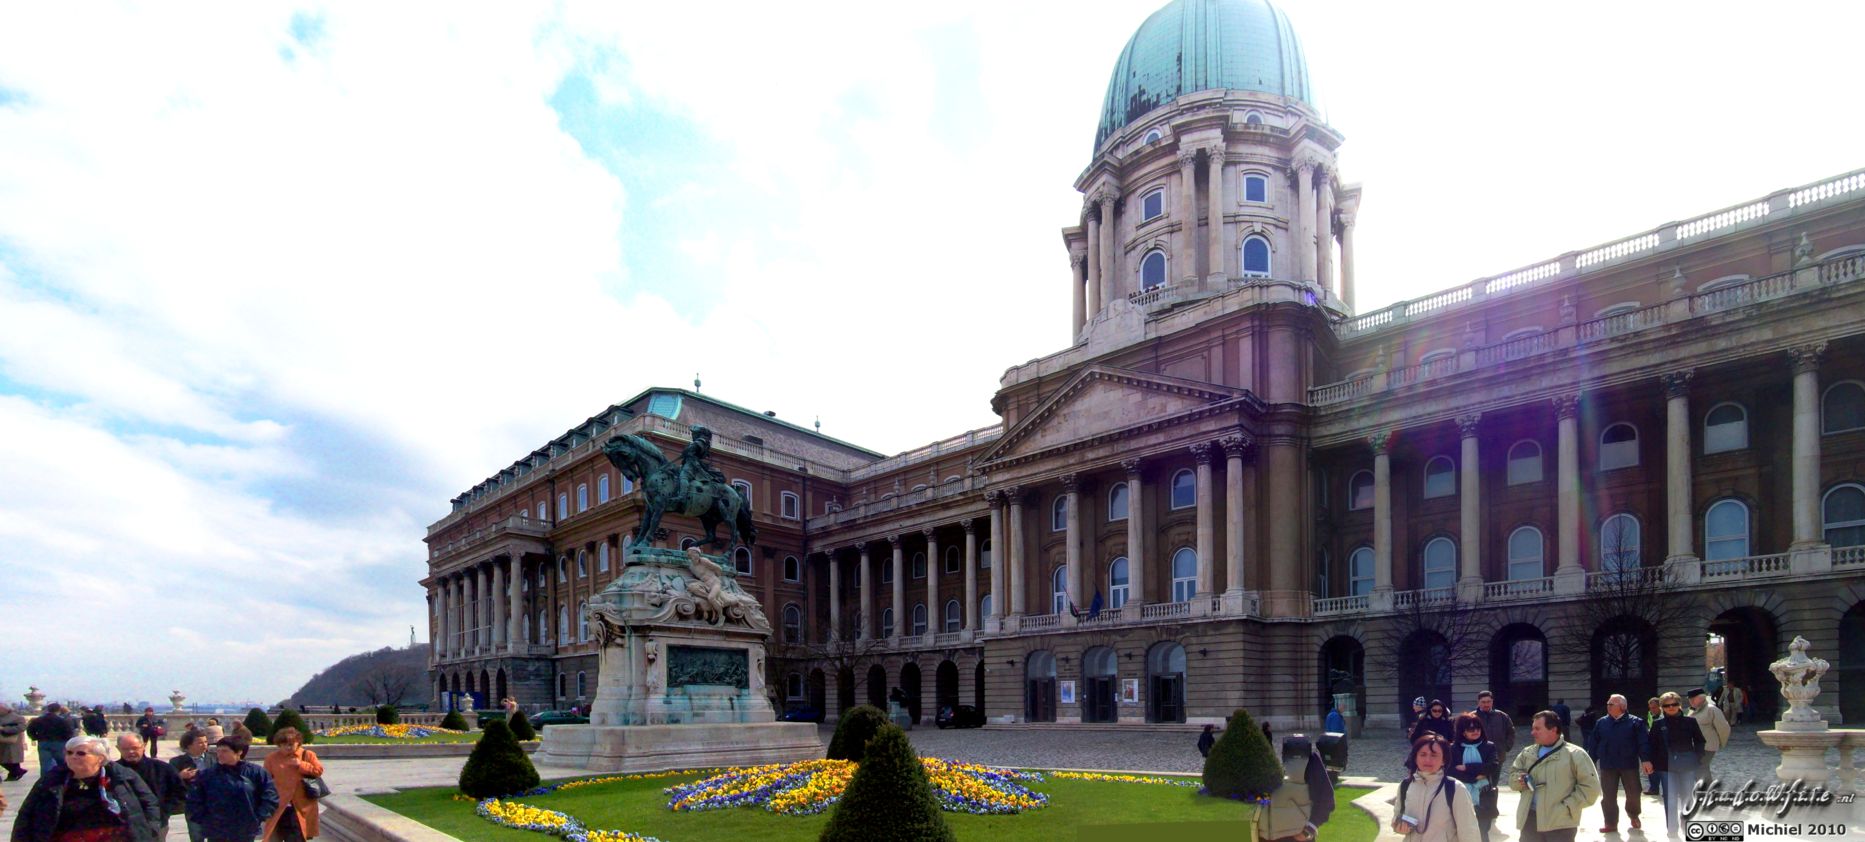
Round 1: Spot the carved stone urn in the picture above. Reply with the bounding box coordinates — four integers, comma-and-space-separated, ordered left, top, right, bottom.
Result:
1768, 635, 1830, 732
23, 686, 44, 715
168, 690, 187, 713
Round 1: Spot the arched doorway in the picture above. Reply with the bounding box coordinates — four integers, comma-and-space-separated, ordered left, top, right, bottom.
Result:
1490, 624, 1549, 721
901, 663, 923, 723
866, 664, 887, 709
936, 661, 960, 717
496, 669, 508, 703
1397, 631, 1453, 715
1319, 636, 1367, 726
1590, 616, 1658, 713
974, 661, 986, 712
808, 669, 827, 716
1025, 651, 1057, 722
837, 667, 855, 714
1842, 602, 1865, 724
1709, 607, 1780, 723
1146, 641, 1186, 723
1082, 646, 1118, 723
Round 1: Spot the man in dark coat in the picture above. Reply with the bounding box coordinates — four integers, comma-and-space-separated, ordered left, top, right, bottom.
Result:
118, 734, 186, 838
185, 736, 277, 842
9, 736, 164, 842
167, 729, 214, 842
25, 704, 77, 775
1584, 694, 1649, 833
1474, 691, 1516, 760
134, 708, 167, 759
1550, 699, 1572, 733
1643, 692, 1706, 838
80, 708, 109, 738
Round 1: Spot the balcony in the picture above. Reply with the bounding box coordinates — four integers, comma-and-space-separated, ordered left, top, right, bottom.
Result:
1482, 576, 1555, 602
429, 514, 552, 564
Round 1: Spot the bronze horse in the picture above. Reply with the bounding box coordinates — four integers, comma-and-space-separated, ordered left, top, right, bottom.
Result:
603, 433, 757, 551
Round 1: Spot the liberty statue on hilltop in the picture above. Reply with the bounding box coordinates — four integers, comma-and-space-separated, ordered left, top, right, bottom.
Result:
603, 424, 756, 552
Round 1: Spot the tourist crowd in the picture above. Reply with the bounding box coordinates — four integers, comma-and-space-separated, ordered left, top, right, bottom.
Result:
1, 703, 327, 842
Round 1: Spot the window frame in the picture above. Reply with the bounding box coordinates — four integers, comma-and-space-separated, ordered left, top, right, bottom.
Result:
1170, 547, 1197, 603
1051, 495, 1068, 532
1109, 556, 1130, 609
1140, 187, 1166, 222
880, 607, 895, 638
911, 603, 927, 636
943, 598, 961, 632
780, 491, 800, 520
577, 483, 589, 513
556, 494, 568, 520
1703, 402, 1749, 454
1348, 470, 1374, 510
597, 474, 610, 504
1507, 440, 1544, 485
1348, 546, 1374, 596
1822, 483, 1865, 548
1243, 172, 1269, 203
1107, 481, 1130, 521
1241, 235, 1271, 277
734, 546, 753, 576
1421, 536, 1457, 590
731, 479, 754, 510
782, 604, 803, 644
1139, 249, 1168, 291
1599, 422, 1640, 471
1422, 455, 1456, 499
1052, 566, 1068, 615
598, 541, 610, 573
1599, 513, 1641, 573
911, 551, 927, 580
979, 539, 992, 570
1704, 498, 1751, 562
1823, 381, 1865, 435
783, 555, 801, 582
1506, 526, 1544, 581
943, 545, 960, 574
1169, 469, 1196, 510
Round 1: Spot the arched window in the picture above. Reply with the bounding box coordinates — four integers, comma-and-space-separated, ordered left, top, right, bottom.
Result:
1051, 566, 1068, 615
1600, 423, 1639, 471
597, 474, 610, 503
943, 545, 960, 574
1704, 403, 1748, 453
1507, 440, 1543, 485
880, 607, 895, 638
1052, 496, 1068, 531
1507, 526, 1544, 580
1823, 484, 1865, 547
1423, 456, 1455, 499
557, 606, 569, 642
911, 551, 926, 579
780, 491, 800, 519
980, 593, 993, 620
1599, 513, 1641, 573
536, 610, 547, 642
1107, 481, 1130, 521
733, 546, 752, 575
578, 609, 589, 642
911, 604, 927, 636
1242, 236, 1271, 276
782, 604, 802, 643
1421, 537, 1456, 589
1704, 499, 1750, 562
556, 493, 568, 520
731, 480, 753, 509
1244, 173, 1268, 203
680, 537, 699, 551
980, 539, 992, 570
1140, 250, 1167, 290
1170, 469, 1196, 510
598, 541, 610, 573
1109, 557, 1130, 608
1140, 188, 1165, 222
784, 555, 801, 582
535, 501, 546, 521
557, 673, 567, 699
576, 671, 586, 698
1349, 546, 1374, 595
1171, 548, 1197, 603
1348, 470, 1374, 510
577, 550, 588, 578
881, 560, 893, 584
1824, 382, 1865, 434
943, 599, 961, 632
1243, 111, 1265, 126
557, 557, 567, 583
1143, 128, 1162, 144
576, 483, 588, 512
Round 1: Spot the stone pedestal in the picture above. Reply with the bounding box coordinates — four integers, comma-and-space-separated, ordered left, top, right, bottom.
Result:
537, 722, 821, 773
168, 690, 187, 714
23, 686, 44, 715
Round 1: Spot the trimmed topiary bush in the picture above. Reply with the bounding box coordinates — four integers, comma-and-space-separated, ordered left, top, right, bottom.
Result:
269, 708, 315, 744
820, 724, 954, 842
242, 708, 274, 740
825, 704, 889, 762
441, 710, 470, 732
374, 705, 400, 725
458, 720, 540, 798
508, 710, 537, 741
1201, 708, 1281, 800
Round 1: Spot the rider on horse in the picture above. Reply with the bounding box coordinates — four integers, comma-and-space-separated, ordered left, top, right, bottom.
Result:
680, 425, 728, 492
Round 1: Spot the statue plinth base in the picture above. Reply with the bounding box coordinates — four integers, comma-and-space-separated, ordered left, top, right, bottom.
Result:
536, 721, 821, 773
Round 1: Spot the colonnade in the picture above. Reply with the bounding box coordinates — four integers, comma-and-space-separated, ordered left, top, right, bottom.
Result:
430, 552, 528, 661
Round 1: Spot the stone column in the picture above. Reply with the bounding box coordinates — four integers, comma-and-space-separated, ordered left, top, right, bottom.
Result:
1221, 435, 1251, 595
890, 534, 905, 638
1316, 166, 1335, 293
1007, 487, 1026, 616
507, 555, 524, 652
1097, 190, 1119, 304
1339, 209, 1357, 312
491, 559, 506, 647
1070, 253, 1087, 335
1457, 415, 1483, 586
1555, 394, 1583, 573
454, 574, 467, 654
1294, 158, 1317, 282
1205, 148, 1226, 281
986, 491, 1005, 627
1177, 149, 1199, 280
1663, 371, 1697, 561
1084, 204, 1102, 316
1372, 431, 1394, 594
858, 541, 874, 640
924, 527, 940, 635
962, 518, 978, 631
1123, 459, 1147, 606
436, 579, 450, 659
1791, 344, 1827, 547
481, 565, 494, 649
828, 550, 842, 641
1062, 474, 1082, 616
1193, 442, 1216, 596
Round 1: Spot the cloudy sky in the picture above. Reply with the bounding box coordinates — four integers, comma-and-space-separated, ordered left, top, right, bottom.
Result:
2, 1, 1860, 704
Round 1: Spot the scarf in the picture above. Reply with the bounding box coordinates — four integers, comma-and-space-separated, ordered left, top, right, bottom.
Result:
1459, 742, 1488, 803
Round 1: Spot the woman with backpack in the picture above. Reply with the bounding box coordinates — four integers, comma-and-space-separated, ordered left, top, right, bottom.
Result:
1394, 733, 1481, 842
1445, 713, 1501, 842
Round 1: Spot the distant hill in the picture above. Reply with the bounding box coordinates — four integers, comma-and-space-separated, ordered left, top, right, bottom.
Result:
285, 644, 429, 708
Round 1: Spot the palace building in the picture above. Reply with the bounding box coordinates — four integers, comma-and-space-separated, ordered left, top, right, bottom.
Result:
423, 0, 1865, 729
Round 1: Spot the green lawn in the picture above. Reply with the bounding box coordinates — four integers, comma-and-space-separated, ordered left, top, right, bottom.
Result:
312, 732, 483, 744
365, 771, 1378, 842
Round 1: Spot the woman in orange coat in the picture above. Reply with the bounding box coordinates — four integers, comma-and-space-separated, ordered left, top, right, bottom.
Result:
261, 726, 325, 840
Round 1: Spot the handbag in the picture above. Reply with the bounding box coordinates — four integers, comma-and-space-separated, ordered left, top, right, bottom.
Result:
302, 776, 332, 800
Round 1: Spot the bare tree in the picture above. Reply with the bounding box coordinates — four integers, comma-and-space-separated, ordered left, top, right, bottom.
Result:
771, 608, 894, 707
1373, 594, 1500, 713
351, 661, 421, 707
1550, 532, 1701, 704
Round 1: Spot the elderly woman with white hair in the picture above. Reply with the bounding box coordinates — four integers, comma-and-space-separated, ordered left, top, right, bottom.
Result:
9, 734, 163, 842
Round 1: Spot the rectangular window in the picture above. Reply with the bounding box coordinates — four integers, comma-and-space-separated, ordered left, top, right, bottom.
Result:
1141, 189, 1164, 221
557, 494, 568, 520
1244, 174, 1267, 203
1172, 575, 1195, 603
577, 484, 589, 512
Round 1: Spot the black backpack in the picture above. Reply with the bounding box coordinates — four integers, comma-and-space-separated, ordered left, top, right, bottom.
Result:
1398, 775, 1458, 819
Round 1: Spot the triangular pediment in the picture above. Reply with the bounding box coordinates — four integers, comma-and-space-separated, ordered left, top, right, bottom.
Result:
977, 367, 1252, 467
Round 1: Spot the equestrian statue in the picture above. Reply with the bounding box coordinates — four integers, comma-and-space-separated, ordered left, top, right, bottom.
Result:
603, 424, 757, 551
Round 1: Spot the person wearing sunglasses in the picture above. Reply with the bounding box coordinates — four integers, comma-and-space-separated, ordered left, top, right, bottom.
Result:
1642, 692, 1706, 838
1445, 713, 1501, 842
8, 735, 164, 842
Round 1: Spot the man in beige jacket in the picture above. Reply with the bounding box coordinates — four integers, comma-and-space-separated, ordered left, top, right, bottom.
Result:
1688, 687, 1733, 790
1508, 711, 1601, 842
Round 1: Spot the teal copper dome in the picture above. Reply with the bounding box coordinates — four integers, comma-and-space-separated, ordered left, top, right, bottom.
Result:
1096, 0, 1313, 149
